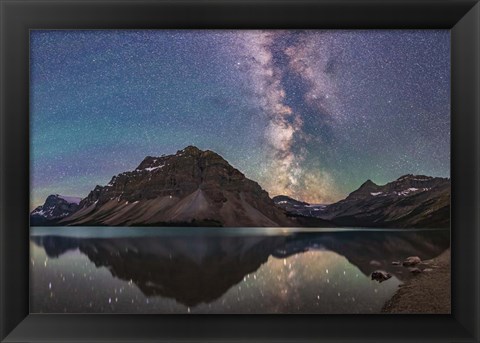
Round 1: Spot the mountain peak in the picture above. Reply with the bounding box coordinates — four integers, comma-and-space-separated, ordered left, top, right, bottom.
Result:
136, 146, 223, 171
359, 179, 377, 188
31, 194, 81, 225
178, 145, 202, 155
345, 179, 380, 201
63, 147, 292, 227
44, 194, 82, 205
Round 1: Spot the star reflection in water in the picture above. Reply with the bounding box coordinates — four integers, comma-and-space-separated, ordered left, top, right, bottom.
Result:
30, 227, 450, 314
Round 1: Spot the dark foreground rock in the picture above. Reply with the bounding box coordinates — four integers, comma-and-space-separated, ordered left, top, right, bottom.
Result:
371, 271, 392, 283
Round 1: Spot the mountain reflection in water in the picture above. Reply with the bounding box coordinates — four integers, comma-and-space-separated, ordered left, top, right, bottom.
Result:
30, 227, 450, 314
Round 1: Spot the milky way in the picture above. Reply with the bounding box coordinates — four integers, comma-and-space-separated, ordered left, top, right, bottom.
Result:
30, 30, 450, 208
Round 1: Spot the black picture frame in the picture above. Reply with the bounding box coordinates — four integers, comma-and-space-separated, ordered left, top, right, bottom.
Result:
1, 0, 479, 342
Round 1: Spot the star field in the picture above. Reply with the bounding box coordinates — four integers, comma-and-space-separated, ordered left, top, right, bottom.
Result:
30, 30, 450, 208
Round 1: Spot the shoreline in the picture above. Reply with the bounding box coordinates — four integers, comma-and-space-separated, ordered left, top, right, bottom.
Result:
382, 249, 451, 314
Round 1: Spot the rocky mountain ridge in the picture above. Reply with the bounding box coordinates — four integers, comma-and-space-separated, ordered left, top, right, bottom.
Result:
30, 147, 450, 228
58, 146, 292, 226
273, 174, 450, 228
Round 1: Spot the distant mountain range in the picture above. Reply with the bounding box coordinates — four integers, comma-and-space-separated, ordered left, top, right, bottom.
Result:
273, 174, 450, 228
31, 146, 450, 228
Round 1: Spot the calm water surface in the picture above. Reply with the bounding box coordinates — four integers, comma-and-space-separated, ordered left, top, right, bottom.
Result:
30, 227, 450, 314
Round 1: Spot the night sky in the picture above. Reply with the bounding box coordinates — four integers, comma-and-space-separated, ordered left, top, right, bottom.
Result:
30, 30, 450, 209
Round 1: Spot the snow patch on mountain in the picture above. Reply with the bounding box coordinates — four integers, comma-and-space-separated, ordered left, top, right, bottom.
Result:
396, 187, 431, 196
144, 164, 165, 172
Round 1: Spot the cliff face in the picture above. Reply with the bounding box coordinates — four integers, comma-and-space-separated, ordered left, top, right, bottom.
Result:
62, 146, 293, 227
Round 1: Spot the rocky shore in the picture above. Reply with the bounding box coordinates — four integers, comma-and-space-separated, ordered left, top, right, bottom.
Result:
382, 249, 451, 314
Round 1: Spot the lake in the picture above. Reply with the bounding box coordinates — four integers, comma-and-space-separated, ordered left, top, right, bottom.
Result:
30, 227, 450, 314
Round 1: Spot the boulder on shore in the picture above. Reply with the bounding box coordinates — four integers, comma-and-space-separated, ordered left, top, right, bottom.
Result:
402, 256, 421, 267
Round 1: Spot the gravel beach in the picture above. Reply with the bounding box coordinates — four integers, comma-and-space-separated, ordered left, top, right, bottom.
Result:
382, 249, 451, 314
